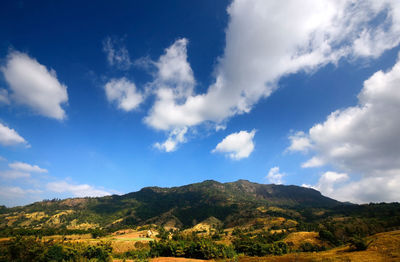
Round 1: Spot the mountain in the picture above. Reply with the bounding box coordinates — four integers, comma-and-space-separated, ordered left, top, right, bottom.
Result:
0, 180, 343, 231
2, 179, 400, 235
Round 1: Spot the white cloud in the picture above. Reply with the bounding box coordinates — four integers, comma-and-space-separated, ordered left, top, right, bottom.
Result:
329, 175, 400, 203
0, 186, 26, 197
0, 123, 28, 147
308, 172, 400, 203
1, 51, 68, 120
143, 1, 400, 150
301, 156, 325, 168
9, 161, 48, 173
212, 130, 256, 160
103, 36, 132, 70
104, 78, 143, 111
312, 171, 349, 196
154, 127, 187, 152
46, 181, 110, 197
292, 53, 400, 203
0, 170, 30, 179
0, 186, 42, 207
0, 89, 9, 104
287, 131, 312, 153
266, 166, 285, 184
144, 38, 196, 130
293, 56, 400, 176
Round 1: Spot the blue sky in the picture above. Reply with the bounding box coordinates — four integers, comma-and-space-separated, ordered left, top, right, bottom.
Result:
1, 0, 400, 206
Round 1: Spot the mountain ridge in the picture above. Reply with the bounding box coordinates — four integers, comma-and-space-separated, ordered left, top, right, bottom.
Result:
0, 179, 344, 231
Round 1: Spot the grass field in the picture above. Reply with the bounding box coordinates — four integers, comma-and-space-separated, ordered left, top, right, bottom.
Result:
237, 230, 400, 262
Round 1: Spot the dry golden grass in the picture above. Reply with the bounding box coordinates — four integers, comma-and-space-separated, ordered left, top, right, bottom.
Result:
151, 257, 213, 262
111, 240, 137, 253
238, 230, 400, 262
67, 219, 99, 230
283, 231, 324, 249
113, 258, 213, 262
25, 211, 48, 220
112, 229, 157, 239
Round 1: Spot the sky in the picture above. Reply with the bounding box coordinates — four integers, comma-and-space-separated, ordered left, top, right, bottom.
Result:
1, 0, 400, 206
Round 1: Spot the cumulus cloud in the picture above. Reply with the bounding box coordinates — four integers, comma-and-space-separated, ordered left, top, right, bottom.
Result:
301, 156, 325, 168
154, 127, 187, 152
292, 56, 400, 175
142, 0, 400, 150
144, 38, 196, 130
212, 130, 256, 160
290, 54, 400, 203
46, 181, 110, 197
329, 175, 400, 203
103, 36, 132, 70
0, 123, 28, 147
1, 51, 68, 120
104, 78, 143, 111
287, 131, 312, 153
266, 166, 285, 184
312, 171, 349, 196
9, 161, 48, 173
306, 172, 400, 203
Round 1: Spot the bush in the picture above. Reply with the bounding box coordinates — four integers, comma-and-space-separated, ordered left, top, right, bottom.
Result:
299, 242, 326, 252
232, 231, 288, 256
319, 230, 340, 246
0, 237, 112, 262
83, 242, 113, 261
149, 239, 236, 260
349, 236, 371, 251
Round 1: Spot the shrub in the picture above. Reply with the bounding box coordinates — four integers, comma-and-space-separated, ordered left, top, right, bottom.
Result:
349, 236, 371, 251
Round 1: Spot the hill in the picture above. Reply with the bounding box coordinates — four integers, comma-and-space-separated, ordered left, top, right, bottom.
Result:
1, 180, 400, 261
0, 179, 399, 239
0, 180, 340, 230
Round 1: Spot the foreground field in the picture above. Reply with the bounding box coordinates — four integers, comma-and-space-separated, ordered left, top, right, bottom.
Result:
114, 258, 210, 262
111, 230, 400, 262
238, 230, 400, 262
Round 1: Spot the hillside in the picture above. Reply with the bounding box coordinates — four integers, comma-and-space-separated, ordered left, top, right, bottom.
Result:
1, 180, 400, 261
1, 179, 400, 239
0, 180, 341, 230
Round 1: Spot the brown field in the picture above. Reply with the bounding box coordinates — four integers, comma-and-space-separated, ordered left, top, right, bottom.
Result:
283, 231, 325, 249
238, 230, 400, 262
109, 229, 400, 261
114, 258, 212, 262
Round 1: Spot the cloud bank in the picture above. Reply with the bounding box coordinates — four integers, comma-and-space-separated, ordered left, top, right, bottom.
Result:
46, 181, 110, 198
139, 0, 400, 150
291, 54, 400, 203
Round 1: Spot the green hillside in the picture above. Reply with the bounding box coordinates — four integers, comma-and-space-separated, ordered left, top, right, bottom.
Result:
1, 179, 399, 238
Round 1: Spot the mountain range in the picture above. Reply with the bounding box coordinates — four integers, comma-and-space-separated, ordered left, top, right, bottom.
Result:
1, 180, 399, 234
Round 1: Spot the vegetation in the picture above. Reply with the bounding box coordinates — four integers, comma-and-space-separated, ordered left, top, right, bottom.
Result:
0, 236, 112, 262
1, 180, 400, 260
